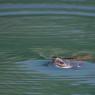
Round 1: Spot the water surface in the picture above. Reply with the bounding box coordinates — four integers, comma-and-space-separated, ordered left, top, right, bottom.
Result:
0, 1, 95, 95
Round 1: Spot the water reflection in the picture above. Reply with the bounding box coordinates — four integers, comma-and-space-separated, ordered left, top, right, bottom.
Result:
16, 60, 95, 85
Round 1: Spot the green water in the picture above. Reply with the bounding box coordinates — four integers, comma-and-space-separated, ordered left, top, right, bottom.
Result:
0, 0, 95, 95
0, 15, 95, 60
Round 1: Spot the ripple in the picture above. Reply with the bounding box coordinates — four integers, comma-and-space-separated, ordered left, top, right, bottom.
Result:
16, 60, 95, 76
0, 11, 95, 17
16, 60, 95, 86
0, 4, 95, 11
